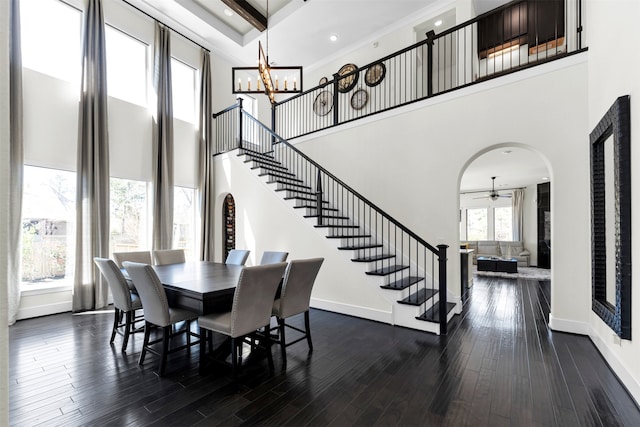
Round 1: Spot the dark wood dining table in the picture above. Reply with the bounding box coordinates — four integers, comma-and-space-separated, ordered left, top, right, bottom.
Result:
150, 261, 244, 315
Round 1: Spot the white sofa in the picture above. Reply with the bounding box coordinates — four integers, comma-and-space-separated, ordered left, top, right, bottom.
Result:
461, 240, 531, 267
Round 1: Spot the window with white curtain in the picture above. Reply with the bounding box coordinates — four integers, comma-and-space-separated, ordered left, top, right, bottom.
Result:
20, 0, 81, 83
466, 208, 488, 240
171, 58, 197, 123
105, 25, 148, 106
494, 206, 513, 241
21, 166, 76, 290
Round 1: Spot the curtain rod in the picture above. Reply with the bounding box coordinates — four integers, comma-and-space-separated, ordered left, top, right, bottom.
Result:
121, 0, 210, 53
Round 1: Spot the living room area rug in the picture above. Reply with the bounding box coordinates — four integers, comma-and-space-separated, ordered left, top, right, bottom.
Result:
473, 266, 551, 280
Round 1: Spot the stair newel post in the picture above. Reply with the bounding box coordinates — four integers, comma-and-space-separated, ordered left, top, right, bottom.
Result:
316, 169, 323, 226
437, 244, 448, 335
237, 97, 244, 150
426, 30, 436, 98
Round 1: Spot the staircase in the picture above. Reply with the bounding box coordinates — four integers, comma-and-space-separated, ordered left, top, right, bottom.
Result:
218, 111, 456, 335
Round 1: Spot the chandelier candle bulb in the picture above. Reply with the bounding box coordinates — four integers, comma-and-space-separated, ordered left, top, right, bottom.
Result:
275, 75, 278, 90
257, 76, 260, 90
238, 78, 241, 91
247, 77, 251, 91
293, 77, 297, 90
284, 76, 288, 90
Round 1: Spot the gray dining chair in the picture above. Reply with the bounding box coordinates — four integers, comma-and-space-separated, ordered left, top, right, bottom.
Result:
225, 249, 250, 266
113, 250, 152, 291
153, 249, 186, 266
123, 261, 199, 376
94, 257, 144, 353
271, 258, 324, 367
198, 262, 287, 378
259, 251, 289, 265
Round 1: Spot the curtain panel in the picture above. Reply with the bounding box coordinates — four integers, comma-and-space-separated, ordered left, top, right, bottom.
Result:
198, 49, 214, 261
8, 0, 24, 324
73, 0, 110, 311
151, 23, 174, 251
512, 188, 525, 241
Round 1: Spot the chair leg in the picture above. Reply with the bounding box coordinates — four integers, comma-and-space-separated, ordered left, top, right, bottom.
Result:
110, 308, 120, 344
139, 321, 151, 365
265, 326, 274, 374
304, 311, 313, 352
199, 329, 207, 375
121, 310, 133, 352
158, 326, 170, 376
278, 317, 287, 367
231, 337, 238, 380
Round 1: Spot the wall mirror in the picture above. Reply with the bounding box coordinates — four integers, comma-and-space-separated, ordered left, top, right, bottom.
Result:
590, 95, 631, 340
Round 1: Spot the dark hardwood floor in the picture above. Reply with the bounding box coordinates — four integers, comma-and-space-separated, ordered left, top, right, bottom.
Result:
9, 276, 640, 426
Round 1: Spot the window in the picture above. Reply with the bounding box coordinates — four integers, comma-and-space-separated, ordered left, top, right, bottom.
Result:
466, 208, 488, 240
171, 58, 197, 123
110, 178, 149, 255
174, 187, 196, 260
21, 166, 76, 289
494, 207, 513, 241
105, 25, 148, 106
20, 0, 81, 83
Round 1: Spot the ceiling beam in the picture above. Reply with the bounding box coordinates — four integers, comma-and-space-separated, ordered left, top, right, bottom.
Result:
221, 0, 267, 32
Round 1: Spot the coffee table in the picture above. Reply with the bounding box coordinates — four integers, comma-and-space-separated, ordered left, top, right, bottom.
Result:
477, 256, 518, 273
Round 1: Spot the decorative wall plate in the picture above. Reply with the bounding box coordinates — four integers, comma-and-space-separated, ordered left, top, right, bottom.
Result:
350, 88, 368, 110
365, 62, 386, 87
313, 90, 333, 116
337, 63, 358, 93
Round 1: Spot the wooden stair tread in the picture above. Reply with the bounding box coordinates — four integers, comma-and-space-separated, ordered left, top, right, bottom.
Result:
294, 205, 338, 212
398, 288, 437, 306
314, 224, 359, 229
326, 234, 371, 239
338, 244, 383, 250
380, 276, 424, 290
284, 196, 329, 205
305, 214, 350, 220
366, 265, 409, 276
259, 172, 303, 182
276, 188, 318, 196
269, 181, 312, 190
417, 302, 456, 323
351, 254, 395, 262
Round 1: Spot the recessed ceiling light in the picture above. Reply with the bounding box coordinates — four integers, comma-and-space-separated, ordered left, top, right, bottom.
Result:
542, 176, 549, 180
330, 34, 338, 42
434, 20, 443, 26
224, 8, 233, 17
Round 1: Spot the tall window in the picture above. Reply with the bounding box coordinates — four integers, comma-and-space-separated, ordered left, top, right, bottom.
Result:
494, 207, 513, 241
466, 208, 488, 240
171, 58, 197, 123
105, 25, 148, 106
110, 178, 148, 255
21, 166, 76, 289
20, 0, 81, 83
174, 187, 196, 260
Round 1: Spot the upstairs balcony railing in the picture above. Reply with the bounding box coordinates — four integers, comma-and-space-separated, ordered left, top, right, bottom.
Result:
213, 102, 450, 334
272, 0, 585, 140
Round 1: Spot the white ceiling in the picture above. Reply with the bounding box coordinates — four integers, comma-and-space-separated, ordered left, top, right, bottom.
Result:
129, 0, 540, 190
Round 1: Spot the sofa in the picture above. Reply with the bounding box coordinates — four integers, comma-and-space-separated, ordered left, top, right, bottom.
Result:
461, 240, 531, 267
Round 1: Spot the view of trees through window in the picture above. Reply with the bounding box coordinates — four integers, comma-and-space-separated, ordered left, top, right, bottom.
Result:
21, 166, 76, 287
465, 206, 513, 241
174, 187, 196, 259
110, 178, 148, 255
466, 208, 488, 241
494, 207, 513, 241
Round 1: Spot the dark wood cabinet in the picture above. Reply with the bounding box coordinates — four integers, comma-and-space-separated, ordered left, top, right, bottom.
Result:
537, 182, 551, 269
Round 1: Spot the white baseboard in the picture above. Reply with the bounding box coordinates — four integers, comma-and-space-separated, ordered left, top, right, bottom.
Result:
310, 297, 393, 324
589, 329, 640, 407
548, 314, 590, 335
16, 301, 72, 320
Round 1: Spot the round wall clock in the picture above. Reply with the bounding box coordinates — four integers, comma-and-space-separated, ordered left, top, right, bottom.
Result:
313, 90, 333, 116
365, 62, 386, 87
350, 88, 368, 110
337, 63, 359, 93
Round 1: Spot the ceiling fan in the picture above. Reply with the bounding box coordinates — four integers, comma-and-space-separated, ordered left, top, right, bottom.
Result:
474, 176, 512, 201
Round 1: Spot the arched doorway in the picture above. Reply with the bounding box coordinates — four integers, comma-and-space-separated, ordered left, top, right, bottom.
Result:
222, 194, 236, 261
459, 144, 551, 288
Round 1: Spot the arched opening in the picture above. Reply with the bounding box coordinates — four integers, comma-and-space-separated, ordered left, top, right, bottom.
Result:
458, 144, 552, 297
222, 193, 236, 261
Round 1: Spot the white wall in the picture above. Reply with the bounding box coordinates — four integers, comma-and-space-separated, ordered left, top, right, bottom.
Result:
586, 0, 640, 405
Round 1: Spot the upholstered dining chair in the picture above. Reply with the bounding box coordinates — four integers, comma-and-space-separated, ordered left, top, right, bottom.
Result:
123, 261, 199, 376
225, 249, 250, 266
271, 258, 324, 367
112, 251, 152, 291
259, 251, 289, 265
198, 262, 287, 379
152, 249, 186, 266
94, 257, 144, 353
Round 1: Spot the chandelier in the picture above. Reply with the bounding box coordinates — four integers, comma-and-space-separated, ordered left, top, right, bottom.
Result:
232, 0, 303, 104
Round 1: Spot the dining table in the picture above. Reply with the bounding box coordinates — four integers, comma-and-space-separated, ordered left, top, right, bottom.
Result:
148, 261, 244, 315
